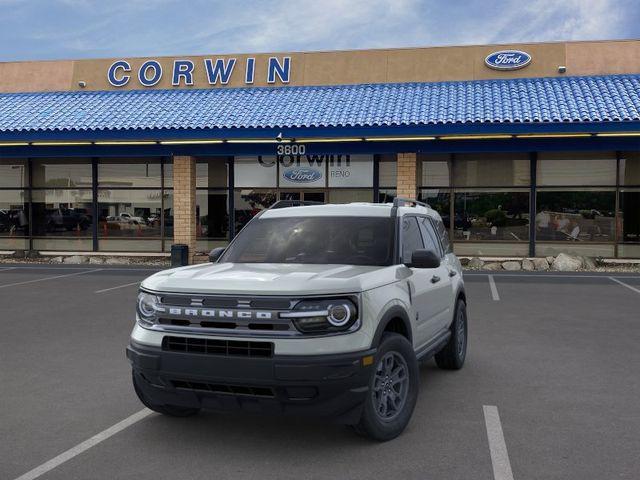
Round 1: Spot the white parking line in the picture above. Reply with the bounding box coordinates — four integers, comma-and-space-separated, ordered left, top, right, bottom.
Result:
465, 273, 640, 279
13, 409, 153, 480
488, 275, 500, 301
95, 281, 141, 294
608, 276, 640, 294
0, 267, 17, 272
0, 269, 100, 289
483, 405, 515, 480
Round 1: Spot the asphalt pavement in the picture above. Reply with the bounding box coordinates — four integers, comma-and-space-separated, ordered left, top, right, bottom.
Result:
1, 265, 639, 480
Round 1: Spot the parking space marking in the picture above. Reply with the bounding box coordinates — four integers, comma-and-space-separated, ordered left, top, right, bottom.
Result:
608, 276, 640, 294
95, 281, 141, 294
0, 267, 16, 272
483, 405, 514, 480
488, 275, 500, 301
466, 273, 640, 279
13, 408, 152, 480
0, 269, 99, 290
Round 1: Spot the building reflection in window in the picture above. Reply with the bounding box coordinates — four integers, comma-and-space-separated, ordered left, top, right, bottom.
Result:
454, 191, 529, 241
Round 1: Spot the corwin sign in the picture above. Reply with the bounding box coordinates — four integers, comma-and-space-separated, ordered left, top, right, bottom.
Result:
107, 57, 291, 87
484, 50, 532, 71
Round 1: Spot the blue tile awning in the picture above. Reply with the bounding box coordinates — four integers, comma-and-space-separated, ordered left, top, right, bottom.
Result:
0, 74, 639, 140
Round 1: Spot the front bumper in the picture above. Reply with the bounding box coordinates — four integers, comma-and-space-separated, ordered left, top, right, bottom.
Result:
127, 340, 376, 423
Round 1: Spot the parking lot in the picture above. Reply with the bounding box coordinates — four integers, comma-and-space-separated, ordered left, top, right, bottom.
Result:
1, 265, 639, 480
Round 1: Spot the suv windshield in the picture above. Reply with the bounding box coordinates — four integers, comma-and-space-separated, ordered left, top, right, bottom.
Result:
220, 216, 394, 266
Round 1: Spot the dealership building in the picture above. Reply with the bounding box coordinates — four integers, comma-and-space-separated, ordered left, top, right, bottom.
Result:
0, 39, 639, 260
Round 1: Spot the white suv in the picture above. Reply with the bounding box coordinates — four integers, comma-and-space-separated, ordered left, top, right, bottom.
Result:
127, 198, 468, 441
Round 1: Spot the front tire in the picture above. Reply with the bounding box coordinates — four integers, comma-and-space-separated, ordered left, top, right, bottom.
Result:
353, 333, 419, 441
435, 299, 468, 370
132, 371, 200, 417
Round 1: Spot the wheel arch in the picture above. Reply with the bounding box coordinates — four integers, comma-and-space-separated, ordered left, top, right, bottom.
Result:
371, 306, 413, 348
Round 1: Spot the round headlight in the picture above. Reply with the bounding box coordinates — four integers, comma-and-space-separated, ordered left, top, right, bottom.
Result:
137, 292, 157, 319
327, 303, 351, 327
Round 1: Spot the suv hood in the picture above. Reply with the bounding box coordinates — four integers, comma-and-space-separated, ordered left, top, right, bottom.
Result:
142, 262, 399, 295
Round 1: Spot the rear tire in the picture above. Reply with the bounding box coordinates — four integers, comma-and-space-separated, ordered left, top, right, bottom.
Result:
435, 299, 468, 370
132, 371, 200, 417
353, 333, 419, 441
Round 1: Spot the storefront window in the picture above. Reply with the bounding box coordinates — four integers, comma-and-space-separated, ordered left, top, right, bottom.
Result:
234, 189, 277, 232
196, 190, 229, 240
235, 156, 277, 188
419, 189, 451, 226
454, 191, 529, 242
32, 159, 92, 188
0, 159, 27, 188
98, 158, 161, 187
536, 190, 615, 242
98, 190, 162, 238
619, 189, 640, 258
378, 189, 396, 203
537, 152, 616, 186
619, 151, 640, 186
453, 153, 529, 187
420, 154, 450, 187
329, 189, 373, 203
379, 155, 396, 188
0, 190, 28, 250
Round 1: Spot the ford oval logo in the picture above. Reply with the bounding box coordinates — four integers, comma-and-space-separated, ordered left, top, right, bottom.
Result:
485, 50, 532, 70
282, 168, 322, 183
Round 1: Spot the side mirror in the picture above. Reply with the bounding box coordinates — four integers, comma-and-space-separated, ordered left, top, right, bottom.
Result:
406, 249, 440, 269
208, 247, 226, 263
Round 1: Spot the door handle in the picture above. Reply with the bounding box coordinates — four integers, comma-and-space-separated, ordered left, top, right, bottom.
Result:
430, 275, 440, 283
448, 270, 457, 277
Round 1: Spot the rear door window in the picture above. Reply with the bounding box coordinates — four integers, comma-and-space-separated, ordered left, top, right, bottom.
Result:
418, 217, 442, 257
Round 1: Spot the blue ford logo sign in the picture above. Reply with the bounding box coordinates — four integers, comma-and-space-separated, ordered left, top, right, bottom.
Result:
283, 168, 322, 183
485, 50, 532, 70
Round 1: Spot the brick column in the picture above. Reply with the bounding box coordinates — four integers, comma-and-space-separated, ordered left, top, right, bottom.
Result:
172, 156, 197, 263
397, 153, 418, 199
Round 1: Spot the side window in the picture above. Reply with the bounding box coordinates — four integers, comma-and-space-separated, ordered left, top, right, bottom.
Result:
418, 217, 442, 257
401, 217, 424, 264
432, 217, 452, 254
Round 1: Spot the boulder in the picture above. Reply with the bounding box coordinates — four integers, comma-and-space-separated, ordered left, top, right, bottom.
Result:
104, 257, 131, 265
521, 258, 535, 271
459, 257, 470, 266
49, 256, 64, 263
582, 256, 597, 270
483, 262, 503, 271
63, 255, 88, 264
468, 257, 484, 269
89, 257, 105, 265
545, 256, 555, 264
551, 253, 582, 272
532, 258, 550, 271
502, 261, 521, 271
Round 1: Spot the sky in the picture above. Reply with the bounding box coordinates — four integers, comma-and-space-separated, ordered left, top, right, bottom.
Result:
0, 0, 638, 61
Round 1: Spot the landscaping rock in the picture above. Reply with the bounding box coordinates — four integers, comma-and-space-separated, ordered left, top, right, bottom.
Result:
459, 257, 470, 266
63, 255, 88, 264
483, 262, 503, 271
89, 257, 105, 265
50, 256, 64, 263
103, 257, 131, 265
582, 256, 597, 269
521, 258, 535, 271
502, 261, 521, 271
468, 257, 484, 269
532, 258, 550, 271
551, 253, 582, 271
546, 256, 555, 264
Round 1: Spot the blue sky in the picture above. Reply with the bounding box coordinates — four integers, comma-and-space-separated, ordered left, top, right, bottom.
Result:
0, 0, 638, 61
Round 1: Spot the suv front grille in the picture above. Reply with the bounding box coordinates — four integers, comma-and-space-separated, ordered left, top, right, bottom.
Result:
162, 336, 274, 358
171, 379, 275, 398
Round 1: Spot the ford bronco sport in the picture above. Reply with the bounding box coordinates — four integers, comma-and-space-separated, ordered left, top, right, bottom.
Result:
127, 198, 468, 441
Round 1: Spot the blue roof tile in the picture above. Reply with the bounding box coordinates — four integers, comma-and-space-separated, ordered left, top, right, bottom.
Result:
0, 74, 639, 133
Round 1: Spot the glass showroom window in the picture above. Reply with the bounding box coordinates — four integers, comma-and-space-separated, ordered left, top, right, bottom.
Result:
451, 153, 530, 256
327, 154, 374, 203
0, 159, 28, 250
234, 156, 278, 233
618, 151, 640, 258
419, 154, 451, 233
97, 158, 163, 252
31, 158, 93, 251
536, 152, 616, 258
378, 154, 396, 203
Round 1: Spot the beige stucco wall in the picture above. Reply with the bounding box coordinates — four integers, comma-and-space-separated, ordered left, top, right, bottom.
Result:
0, 39, 638, 93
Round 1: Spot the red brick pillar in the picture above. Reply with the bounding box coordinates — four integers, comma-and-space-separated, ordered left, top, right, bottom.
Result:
397, 153, 418, 199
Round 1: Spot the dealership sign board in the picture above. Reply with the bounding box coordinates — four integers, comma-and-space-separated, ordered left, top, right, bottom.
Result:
484, 50, 532, 70
107, 57, 291, 87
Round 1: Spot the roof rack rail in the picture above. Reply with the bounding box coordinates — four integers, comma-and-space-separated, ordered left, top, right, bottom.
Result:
268, 200, 325, 210
392, 197, 429, 208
